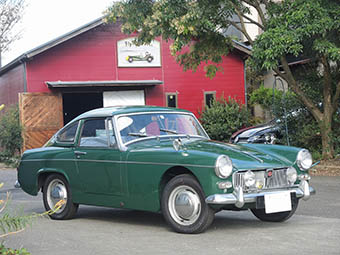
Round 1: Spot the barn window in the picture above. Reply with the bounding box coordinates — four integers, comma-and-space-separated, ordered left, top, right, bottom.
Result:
166, 93, 177, 108
204, 91, 216, 108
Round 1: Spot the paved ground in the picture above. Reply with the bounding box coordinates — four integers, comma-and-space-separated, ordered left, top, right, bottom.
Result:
1, 168, 340, 255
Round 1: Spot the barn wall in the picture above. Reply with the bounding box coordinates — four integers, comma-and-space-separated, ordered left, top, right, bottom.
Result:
25, 24, 162, 93
25, 22, 245, 117
158, 40, 245, 115
0, 64, 25, 106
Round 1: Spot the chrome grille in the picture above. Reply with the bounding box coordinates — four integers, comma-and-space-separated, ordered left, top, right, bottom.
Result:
266, 168, 288, 188
233, 168, 289, 192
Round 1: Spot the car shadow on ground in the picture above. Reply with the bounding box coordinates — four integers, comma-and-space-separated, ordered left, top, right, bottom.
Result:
75, 206, 167, 229
66, 205, 289, 232
16, 201, 298, 233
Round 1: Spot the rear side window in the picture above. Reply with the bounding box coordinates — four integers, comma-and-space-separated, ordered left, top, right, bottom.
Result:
57, 121, 79, 143
79, 119, 109, 147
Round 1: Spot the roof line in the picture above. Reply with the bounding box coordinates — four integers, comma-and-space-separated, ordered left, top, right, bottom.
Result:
231, 40, 252, 56
0, 17, 251, 76
0, 16, 105, 75
46, 80, 163, 88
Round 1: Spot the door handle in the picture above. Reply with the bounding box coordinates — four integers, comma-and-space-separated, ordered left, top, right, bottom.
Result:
74, 151, 87, 155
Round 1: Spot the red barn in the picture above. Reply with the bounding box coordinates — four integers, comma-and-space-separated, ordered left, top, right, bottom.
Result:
0, 17, 250, 150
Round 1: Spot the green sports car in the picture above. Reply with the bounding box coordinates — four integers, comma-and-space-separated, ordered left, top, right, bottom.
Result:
17, 106, 315, 233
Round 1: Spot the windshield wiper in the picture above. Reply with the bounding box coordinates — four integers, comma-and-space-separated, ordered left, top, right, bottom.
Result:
128, 132, 148, 137
159, 128, 178, 134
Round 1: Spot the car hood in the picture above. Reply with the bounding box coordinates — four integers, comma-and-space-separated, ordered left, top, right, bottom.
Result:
127, 137, 297, 171
184, 139, 295, 170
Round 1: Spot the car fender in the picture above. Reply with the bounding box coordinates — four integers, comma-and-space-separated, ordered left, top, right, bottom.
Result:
37, 168, 71, 191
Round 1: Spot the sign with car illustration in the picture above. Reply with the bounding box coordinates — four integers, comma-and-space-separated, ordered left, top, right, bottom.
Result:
117, 37, 161, 67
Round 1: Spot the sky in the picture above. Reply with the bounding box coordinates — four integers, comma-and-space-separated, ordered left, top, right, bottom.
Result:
2, 0, 115, 65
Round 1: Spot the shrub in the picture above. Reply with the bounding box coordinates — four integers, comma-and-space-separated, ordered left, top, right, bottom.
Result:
199, 96, 249, 142
0, 244, 30, 255
0, 105, 22, 157
249, 85, 301, 118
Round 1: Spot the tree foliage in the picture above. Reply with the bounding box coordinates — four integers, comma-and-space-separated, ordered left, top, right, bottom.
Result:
0, 182, 65, 253
106, 0, 340, 158
249, 86, 324, 158
0, 0, 25, 66
105, 0, 234, 78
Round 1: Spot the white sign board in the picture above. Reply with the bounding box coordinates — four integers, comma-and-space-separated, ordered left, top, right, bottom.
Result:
117, 37, 161, 67
103, 91, 145, 107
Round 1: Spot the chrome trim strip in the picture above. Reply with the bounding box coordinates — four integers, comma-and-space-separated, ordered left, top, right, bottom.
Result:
124, 161, 214, 168
21, 159, 76, 162
20, 159, 214, 168
206, 185, 316, 206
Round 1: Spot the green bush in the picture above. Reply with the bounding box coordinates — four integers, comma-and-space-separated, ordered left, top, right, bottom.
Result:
0, 244, 30, 255
199, 97, 249, 142
332, 113, 340, 155
0, 105, 22, 157
249, 85, 301, 118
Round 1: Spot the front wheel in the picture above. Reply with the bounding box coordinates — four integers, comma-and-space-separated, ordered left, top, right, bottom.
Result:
161, 174, 214, 234
43, 174, 78, 220
251, 198, 299, 222
146, 56, 153, 62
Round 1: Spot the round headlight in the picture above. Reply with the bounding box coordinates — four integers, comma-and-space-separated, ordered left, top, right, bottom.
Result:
244, 170, 256, 187
286, 166, 297, 185
297, 149, 313, 170
215, 155, 233, 179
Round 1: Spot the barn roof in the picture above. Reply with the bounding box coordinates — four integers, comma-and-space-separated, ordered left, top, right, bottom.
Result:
0, 16, 251, 76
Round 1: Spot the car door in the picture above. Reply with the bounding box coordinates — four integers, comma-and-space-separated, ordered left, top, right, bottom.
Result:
75, 118, 123, 198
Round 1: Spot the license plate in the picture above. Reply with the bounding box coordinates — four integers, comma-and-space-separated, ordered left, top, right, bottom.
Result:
264, 191, 292, 214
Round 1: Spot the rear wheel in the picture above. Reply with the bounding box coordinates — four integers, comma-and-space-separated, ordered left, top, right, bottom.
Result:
161, 174, 214, 234
251, 199, 299, 222
43, 174, 78, 220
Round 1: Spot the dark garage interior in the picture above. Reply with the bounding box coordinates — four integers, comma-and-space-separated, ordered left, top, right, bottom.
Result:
62, 92, 103, 124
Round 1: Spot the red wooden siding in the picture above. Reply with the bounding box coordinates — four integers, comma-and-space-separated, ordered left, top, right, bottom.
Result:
25, 23, 245, 117
0, 64, 25, 106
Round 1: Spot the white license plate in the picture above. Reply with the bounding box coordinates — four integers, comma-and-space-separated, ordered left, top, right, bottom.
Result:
264, 191, 292, 214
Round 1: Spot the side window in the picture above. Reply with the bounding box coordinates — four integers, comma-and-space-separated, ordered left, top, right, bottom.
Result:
204, 91, 216, 108
79, 119, 108, 147
166, 93, 177, 108
57, 121, 79, 143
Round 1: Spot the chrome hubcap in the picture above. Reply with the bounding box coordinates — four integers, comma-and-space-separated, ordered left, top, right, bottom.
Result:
47, 179, 67, 213
168, 185, 201, 226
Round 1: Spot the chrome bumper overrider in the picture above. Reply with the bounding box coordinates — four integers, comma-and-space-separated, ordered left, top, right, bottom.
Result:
205, 180, 316, 208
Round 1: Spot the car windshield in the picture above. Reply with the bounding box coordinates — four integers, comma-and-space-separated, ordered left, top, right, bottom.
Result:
116, 112, 208, 144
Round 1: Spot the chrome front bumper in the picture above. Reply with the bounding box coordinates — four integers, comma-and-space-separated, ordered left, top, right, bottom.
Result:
205, 180, 315, 208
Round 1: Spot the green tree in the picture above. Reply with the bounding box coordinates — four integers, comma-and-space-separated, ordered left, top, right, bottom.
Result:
0, 0, 26, 67
106, 0, 340, 159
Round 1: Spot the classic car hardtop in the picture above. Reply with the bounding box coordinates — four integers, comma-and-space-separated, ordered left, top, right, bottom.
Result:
17, 106, 315, 234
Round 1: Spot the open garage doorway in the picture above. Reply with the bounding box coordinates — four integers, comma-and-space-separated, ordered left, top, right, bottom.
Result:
62, 92, 103, 124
